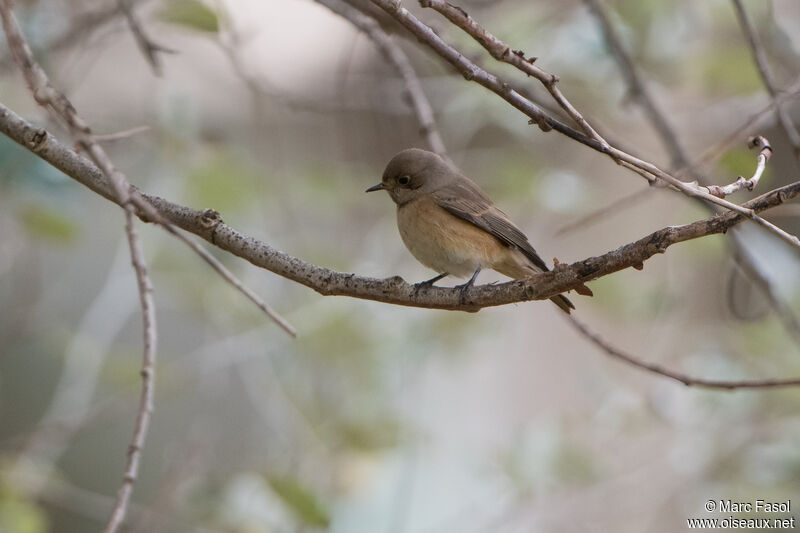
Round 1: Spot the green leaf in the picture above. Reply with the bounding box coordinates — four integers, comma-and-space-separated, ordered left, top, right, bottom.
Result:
160, 0, 219, 33
267, 476, 330, 528
0, 485, 49, 533
19, 205, 78, 243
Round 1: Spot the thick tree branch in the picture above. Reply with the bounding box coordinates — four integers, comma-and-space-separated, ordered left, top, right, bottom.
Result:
1, 101, 798, 314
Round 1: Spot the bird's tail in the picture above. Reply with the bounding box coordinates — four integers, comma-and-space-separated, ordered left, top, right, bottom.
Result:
550, 294, 575, 314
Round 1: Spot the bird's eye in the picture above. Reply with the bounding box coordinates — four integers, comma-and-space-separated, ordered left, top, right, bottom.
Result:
398, 175, 410, 185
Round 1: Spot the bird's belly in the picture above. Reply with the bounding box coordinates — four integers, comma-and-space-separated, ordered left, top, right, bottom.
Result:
396, 200, 507, 278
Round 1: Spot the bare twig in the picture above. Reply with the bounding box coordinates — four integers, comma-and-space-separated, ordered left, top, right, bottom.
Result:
0, 5, 287, 532
690, 76, 800, 172
412, 0, 800, 351
556, 77, 800, 237
1, 6, 295, 337
706, 136, 772, 198
92, 125, 151, 144
567, 315, 800, 390
576, 0, 800, 352
315, 0, 448, 158
420, 0, 606, 145
0, 2, 129, 71
0, 4, 158, 532
554, 187, 654, 237
104, 207, 156, 533
365, 0, 800, 252
119, 0, 176, 76
583, 0, 688, 169
731, 0, 800, 166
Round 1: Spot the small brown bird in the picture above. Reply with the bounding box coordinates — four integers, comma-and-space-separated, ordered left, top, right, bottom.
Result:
366, 148, 591, 313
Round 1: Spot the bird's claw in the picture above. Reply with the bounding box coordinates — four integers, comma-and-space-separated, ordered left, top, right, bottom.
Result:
458, 283, 470, 305
413, 272, 448, 297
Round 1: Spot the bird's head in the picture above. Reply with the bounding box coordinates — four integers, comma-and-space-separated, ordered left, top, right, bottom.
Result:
366, 148, 452, 205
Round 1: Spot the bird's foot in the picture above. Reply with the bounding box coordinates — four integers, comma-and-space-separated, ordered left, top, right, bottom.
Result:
413, 272, 448, 297
455, 268, 481, 305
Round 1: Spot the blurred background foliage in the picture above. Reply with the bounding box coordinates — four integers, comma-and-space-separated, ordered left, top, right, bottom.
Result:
1, 0, 800, 531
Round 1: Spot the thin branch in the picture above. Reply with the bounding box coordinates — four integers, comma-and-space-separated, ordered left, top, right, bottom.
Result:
583, 0, 689, 169
119, 0, 176, 76
731, 0, 800, 166
420, 0, 606, 145
567, 315, 800, 390
0, 4, 158, 532
314, 0, 448, 158
414, 0, 800, 352
1, 100, 798, 314
690, 75, 800, 173
0, 2, 128, 71
576, 0, 800, 354
554, 187, 654, 237
0, 6, 295, 337
557, 80, 800, 236
92, 125, 151, 144
369, 1, 608, 147
705, 136, 772, 198
104, 206, 156, 533
364, 0, 800, 252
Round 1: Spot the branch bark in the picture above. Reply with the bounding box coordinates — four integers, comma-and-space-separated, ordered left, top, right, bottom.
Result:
1, 101, 798, 314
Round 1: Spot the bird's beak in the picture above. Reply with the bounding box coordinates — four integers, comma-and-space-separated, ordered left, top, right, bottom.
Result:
365, 183, 385, 193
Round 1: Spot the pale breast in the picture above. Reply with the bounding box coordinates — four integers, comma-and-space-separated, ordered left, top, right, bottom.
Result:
396, 196, 513, 278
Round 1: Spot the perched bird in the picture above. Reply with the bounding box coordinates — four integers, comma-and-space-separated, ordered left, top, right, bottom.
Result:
366, 148, 591, 313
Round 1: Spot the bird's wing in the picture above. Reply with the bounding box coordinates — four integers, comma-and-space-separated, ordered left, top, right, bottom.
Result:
432, 180, 550, 272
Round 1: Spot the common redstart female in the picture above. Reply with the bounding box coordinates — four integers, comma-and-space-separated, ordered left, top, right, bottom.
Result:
366, 148, 592, 313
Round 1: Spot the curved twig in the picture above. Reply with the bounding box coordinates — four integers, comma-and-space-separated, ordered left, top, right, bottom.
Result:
705, 136, 772, 198
567, 315, 800, 390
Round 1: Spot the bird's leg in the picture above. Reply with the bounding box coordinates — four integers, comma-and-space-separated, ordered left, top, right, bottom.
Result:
414, 272, 449, 296
456, 267, 481, 305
